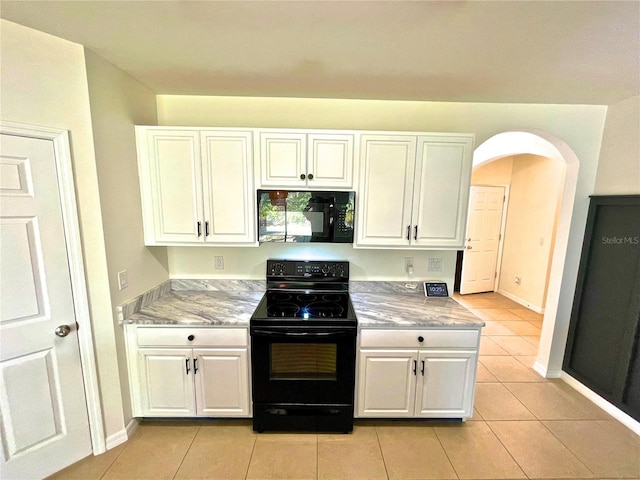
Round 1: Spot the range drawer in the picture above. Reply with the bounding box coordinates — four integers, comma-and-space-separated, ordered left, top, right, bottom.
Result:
136, 326, 248, 347
359, 328, 479, 349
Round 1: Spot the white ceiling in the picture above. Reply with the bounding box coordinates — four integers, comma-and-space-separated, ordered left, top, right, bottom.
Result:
1, 1, 639, 105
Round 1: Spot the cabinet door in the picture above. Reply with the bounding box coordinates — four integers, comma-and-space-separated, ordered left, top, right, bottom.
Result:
259, 132, 306, 187
200, 132, 256, 244
412, 135, 473, 248
357, 350, 417, 417
356, 135, 416, 247
137, 348, 195, 417
308, 133, 354, 188
193, 348, 251, 417
136, 128, 204, 244
415, 350, 476, 418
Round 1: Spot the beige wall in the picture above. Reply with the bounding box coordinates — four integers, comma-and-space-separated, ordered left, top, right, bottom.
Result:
84, 50, 168, 424
0, 21, 124, 440
498, 155, 565, 310
169, 243, 457, 286
470, 155, 564, 312
157, 96, 606, 297
595, 95, 640, 194
471, 156, 513, 185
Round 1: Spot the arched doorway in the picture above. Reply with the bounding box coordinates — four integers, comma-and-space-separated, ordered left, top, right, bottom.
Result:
471, 130, 580, 377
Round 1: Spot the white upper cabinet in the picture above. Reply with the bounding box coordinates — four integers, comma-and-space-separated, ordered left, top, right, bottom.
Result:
258, 130, 355, 189
200, 131, 255, 244
136, 127, 256, 246
356, 133, 473, 249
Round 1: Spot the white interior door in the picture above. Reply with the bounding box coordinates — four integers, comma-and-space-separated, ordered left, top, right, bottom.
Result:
460, 186, 505, 294
0, 134, 92, 479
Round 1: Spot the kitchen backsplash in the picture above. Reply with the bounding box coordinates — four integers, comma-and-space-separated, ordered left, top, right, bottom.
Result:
171, 279, 266, 291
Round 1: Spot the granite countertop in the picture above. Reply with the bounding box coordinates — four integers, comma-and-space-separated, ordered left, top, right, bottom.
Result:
124, 290, 264, 326
350, 293, 484, 329
121, 280, 484, 329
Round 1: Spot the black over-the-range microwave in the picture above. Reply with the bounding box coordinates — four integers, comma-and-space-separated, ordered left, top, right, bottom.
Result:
257, 190, 355, 243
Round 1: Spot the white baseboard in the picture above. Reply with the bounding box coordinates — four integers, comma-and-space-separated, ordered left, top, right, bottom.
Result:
125, 417, 139, 439
532, 359, 562, 378
496, 289, 544, 314
560, 372, 640, 436
105, 418, 139, 450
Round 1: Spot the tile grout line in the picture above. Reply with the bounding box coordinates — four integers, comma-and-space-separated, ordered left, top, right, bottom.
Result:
431, 423, 461, 480
171, 424, 201, 480
97, 441, 129, 480
373, 425, 391, 480
537, 419, 598, 478
243, 430, 258, 480
483, 418, 533, 479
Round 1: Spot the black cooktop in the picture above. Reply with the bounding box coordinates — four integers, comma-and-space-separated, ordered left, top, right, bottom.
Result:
250, 259, 357, 327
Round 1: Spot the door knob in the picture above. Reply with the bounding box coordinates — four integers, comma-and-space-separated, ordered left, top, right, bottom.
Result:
55, 325, 71, 337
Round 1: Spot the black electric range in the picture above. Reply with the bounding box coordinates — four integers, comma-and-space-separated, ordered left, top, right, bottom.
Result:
249, 259, 357, 433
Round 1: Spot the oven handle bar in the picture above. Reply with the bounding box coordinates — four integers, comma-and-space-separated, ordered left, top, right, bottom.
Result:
251, 328, 355, 338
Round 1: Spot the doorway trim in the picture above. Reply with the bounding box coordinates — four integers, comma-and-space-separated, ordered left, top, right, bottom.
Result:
473, 130, 579, 378
1, 120, 106, 454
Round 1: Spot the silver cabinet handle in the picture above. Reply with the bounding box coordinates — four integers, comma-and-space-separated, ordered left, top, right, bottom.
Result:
55, 325, 71, 337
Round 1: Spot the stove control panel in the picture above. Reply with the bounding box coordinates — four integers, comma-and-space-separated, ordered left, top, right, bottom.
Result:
266, 259, 349, 279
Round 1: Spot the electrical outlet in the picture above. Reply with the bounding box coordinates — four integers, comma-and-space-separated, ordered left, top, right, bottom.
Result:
428, 257, 442, 272
404, 257, 414, 275
515, 276, 522, 285
214, 256, 224, 270
117, 270, 128, 290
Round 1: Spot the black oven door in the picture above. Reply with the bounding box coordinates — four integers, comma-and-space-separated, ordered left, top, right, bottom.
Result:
250, 327, 356, 406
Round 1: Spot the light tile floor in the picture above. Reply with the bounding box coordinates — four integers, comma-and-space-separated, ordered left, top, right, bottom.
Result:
48, 292, 640, 480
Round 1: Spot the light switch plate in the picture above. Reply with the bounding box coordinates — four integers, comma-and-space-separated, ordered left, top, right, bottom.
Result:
428, 258, 442, 272
117, 270, 128, 290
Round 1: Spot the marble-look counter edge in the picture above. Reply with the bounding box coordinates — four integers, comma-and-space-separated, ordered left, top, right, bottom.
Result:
122, 289, 484, 329
350, 293, 485, 329
123, 291, 264, 326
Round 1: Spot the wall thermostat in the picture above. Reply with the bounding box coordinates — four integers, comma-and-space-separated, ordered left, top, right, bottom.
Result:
424, 282, 449, 297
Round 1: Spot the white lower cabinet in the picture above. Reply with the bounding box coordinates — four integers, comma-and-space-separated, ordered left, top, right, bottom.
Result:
126, 326, 251, 417
356, 329, 480, 418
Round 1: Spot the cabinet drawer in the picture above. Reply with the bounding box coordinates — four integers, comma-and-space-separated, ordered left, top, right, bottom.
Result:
359, 329, 479, 349
136, 327, 248, 347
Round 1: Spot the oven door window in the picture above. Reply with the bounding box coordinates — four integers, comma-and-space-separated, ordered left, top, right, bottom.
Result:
270, 343, 337, 381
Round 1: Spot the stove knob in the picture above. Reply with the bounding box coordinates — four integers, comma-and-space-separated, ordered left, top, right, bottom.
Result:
321, 264, 330, 274
272, 263, 285, 275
